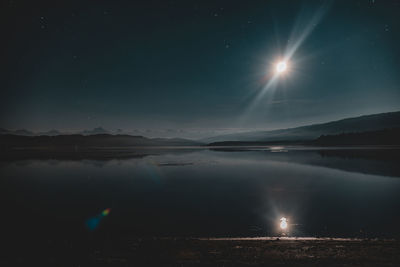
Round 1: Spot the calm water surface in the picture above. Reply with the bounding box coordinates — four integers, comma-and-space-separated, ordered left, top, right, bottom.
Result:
2, 147, 400, 241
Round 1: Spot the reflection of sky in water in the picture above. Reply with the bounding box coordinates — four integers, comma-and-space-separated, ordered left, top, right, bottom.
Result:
1, 149, 400, 238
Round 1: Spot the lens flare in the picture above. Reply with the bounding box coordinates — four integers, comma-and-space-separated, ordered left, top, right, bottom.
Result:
102, 208, 111, 216
86, 208, 111, 231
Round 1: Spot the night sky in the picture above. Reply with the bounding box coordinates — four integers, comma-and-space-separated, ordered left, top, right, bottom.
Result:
2, 0, 400, 138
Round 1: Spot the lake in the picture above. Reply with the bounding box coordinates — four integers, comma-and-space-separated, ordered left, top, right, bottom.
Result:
2, 146, 400, 250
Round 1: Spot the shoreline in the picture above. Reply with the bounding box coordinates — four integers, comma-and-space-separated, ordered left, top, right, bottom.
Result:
4, 237, 399, 266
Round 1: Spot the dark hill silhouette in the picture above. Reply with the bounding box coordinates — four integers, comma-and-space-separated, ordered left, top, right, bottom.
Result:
208, 128, 400, 146
208, 128, 400, 147
312, 128, 400, 146
203, 111, 400, 143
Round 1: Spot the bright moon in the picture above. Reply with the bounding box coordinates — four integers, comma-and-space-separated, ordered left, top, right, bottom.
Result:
276, 61, 287, 74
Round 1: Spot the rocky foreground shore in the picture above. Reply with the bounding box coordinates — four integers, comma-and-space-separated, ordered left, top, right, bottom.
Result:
6, 237, 398, 266
96, 237, 400, 266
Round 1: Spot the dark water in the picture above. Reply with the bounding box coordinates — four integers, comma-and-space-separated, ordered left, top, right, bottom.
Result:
1, 147, 400, 247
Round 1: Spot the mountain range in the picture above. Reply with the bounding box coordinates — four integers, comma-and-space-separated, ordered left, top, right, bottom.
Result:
0, 134, 201, 149
1, 111, 400, 145
0, 127, 108, 136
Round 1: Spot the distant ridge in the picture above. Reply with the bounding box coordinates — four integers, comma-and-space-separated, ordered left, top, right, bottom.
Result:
0, 128, 34, 136
38, 130, 61, 136
2, 111, 400, 143
0, 134, 201, 149
0, 127, 110, 136
81, 127, 109, 135
202, 111, 400, 143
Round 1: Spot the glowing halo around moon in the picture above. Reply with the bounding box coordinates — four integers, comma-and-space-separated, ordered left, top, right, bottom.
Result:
275, 60, 288, 74
238, 2, 330, 124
